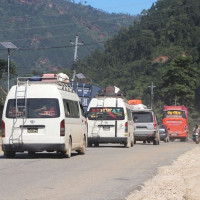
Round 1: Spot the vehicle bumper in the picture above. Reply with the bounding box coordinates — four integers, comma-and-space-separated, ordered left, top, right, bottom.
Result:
169, 132, 187, 139
2, 143, 66, 152
88, 137, 128, 144
160, 134, 167, 140
134, 131, 157, 141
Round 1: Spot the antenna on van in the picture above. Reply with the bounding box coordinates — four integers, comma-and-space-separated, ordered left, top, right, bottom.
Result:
70, 35, 83, 82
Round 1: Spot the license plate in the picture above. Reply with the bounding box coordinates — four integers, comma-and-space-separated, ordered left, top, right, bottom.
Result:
27, 128, 38, 133
103, 126, 110, 131
171, 133, 178, 136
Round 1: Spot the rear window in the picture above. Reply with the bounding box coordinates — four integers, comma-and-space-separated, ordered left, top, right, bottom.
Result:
132, 112, 153, 123
6, 98, 60, 118
88, 107, 124, 120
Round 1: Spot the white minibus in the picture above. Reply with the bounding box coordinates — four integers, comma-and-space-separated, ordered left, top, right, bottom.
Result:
87, 86, 134, 147
1, 76, 87, 158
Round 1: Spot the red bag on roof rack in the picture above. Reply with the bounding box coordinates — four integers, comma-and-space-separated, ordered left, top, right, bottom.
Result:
41, 74, 56, 81
128, 99, 142, 105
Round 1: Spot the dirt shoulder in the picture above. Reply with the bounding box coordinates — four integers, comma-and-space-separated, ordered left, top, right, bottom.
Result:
126, 146, 200, 200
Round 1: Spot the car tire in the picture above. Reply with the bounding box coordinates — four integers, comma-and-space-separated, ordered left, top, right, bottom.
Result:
153, 138, 159, 145
77, 135, 86, 155
66, 137, 72, 158
94, 143, 99, 147
87, 141, 92, 147
131, 140, 134, 147
4, 151, 16, 158
124, 140, 131, 148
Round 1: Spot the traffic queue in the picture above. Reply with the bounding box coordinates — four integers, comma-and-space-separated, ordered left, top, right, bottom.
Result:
0, 74, 190, 158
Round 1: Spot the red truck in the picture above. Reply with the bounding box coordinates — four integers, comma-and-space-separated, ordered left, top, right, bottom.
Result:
162, 106, 188, 142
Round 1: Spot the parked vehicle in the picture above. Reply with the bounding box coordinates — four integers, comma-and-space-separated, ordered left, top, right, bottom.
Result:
131, 108, 160, 145
1, 74, 87, 158
158, 124, 169, 142
162, 106, 188, 142
87, 85, 134, 147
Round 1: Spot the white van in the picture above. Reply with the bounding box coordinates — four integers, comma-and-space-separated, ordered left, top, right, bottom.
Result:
1, 76, 87, 158
87, 86, 134, 147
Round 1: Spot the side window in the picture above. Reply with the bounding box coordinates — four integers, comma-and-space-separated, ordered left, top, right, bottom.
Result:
63, 99, 79, 118
70, 101, 80, 118
63, 99, 71, 117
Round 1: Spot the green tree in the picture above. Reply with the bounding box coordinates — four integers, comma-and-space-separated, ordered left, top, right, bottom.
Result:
161, 56, 200, 107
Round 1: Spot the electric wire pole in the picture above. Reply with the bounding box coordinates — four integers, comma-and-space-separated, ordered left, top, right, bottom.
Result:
174, 95, 179, 106
70, 34, 83, 81
148, 82, 156, 109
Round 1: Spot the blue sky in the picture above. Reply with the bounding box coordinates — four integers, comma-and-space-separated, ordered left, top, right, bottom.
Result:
74, 0, 157, 15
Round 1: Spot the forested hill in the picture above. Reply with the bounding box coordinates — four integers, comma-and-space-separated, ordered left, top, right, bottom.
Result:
78, 0, 200, 119
0, 0, 136, 75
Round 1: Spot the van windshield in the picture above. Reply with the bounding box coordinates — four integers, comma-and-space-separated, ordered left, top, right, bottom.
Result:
132, 112, 153, 123
6, 98, 60, 118
88, 107, 124, 120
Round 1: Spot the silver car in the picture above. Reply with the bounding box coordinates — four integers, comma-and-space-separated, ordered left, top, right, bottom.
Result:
132, 109, 160, 145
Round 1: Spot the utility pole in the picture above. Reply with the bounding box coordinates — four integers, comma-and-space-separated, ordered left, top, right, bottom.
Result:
0, 42, 18, 92
70, 34, 83, 81
148, 82, 156, 109
174, 95, 179, 105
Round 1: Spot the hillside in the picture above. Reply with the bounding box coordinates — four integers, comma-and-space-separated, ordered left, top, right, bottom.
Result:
77, 0, 200, 121
0, 0, 136, 76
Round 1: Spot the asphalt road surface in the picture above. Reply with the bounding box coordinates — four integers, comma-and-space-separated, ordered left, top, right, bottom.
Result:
0, 140, 196, 200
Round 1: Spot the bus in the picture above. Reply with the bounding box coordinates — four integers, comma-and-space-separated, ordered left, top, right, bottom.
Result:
162, 106, 188, 142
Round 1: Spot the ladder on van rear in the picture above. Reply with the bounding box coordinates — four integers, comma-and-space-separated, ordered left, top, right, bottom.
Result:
90, 98, 106, 137
9, 79, 28, 145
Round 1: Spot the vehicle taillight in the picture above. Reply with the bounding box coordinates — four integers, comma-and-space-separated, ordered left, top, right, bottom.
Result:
125, 122, 128, 133
153, 115, 157, 128
60, 119, 65, 136
1, 120, 5, 138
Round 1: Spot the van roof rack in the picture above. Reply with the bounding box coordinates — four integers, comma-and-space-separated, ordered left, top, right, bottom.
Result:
96, 85, 125, 98
16, 76, 74, 93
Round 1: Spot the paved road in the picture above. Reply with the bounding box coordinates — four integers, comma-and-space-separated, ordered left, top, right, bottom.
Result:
0, 140, 196, 200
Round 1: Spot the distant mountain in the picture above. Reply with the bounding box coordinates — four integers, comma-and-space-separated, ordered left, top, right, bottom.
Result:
0, 0, 137, 76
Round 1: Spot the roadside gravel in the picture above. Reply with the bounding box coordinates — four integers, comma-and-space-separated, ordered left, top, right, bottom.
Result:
126, 146, 200, 200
